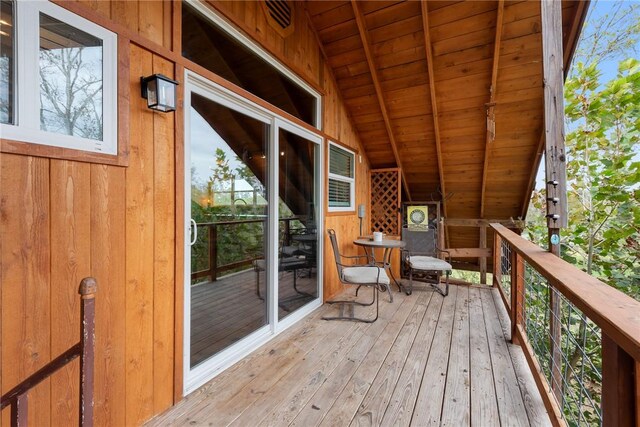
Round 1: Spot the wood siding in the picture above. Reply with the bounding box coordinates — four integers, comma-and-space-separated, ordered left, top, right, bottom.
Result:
1, 1, 369, 426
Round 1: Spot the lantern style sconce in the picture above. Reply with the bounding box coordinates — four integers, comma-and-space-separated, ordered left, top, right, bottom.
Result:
140, 74, 179, 112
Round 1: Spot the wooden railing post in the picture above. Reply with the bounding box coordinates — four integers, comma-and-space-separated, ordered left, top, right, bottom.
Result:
479, 224, 487, 285
602, 333, 636, 427
492, 231, 501, 287
284, 218, 291, 246
11, 394, 27, 427
510, 250, 524, 345
79, 277, 97, 427
636, 361, 640, 425
209, 225, 218, 282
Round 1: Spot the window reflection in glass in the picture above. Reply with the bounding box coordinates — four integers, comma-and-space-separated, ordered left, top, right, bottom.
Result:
0, 0, 14, 124
189, 93, 270, 367
39, 13, 103, 140
278, 129, 319, 319
182, 2, 317, 127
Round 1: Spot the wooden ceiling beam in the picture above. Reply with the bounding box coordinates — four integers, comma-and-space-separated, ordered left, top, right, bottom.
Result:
420, 1, 446, 218
351, 0, 412, 201
480, 0, 505, 219
420, 1, 450, 248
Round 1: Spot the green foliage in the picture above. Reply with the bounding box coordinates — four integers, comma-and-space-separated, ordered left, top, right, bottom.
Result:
523, 6, 639, 423
526, 57, 640, 299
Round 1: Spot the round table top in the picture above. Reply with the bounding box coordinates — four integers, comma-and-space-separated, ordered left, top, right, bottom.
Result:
353, 238, 406, 249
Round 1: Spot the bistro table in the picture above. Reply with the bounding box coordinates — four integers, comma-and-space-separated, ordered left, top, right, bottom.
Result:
353, 237, 406, 303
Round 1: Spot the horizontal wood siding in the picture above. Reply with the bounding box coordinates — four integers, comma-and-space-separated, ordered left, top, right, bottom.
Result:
0, 1, 370, 425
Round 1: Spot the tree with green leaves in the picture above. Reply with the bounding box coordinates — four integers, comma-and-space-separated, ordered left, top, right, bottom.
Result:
526, 1, 640, 299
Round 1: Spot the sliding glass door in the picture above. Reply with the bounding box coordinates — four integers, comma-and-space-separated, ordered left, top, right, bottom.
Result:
184, 72, 322, 393
187, 91, 270, 369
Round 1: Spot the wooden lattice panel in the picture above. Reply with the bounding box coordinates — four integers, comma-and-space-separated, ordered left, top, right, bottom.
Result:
370, 168, 401, 236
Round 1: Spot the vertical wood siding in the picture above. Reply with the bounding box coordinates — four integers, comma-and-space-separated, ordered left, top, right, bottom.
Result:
0, 1, 369, 425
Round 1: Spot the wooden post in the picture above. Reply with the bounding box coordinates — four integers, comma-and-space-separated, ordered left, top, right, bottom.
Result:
541, 0, 568, 229
479, 224, 487, 284
284, 218, 291, 246
11, 393, 28, 427
542, 0, 568, 403
510, 250, 524, 345
492, 231, 501, 287
635, 360, 640, 425
602, 334, 636, 427
209, 225, 218, 282
547, 228, 564, 402
79, 277, 97, 427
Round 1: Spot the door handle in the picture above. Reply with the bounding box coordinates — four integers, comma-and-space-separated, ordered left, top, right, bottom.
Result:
190, 219, 198, 246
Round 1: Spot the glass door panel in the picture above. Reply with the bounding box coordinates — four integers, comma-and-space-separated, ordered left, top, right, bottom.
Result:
277, 128, 319, 319
189, 92, 269, 368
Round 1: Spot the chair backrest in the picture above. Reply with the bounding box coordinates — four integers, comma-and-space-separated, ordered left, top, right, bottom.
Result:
401, 227, 437, 256
326, 229, 344, 278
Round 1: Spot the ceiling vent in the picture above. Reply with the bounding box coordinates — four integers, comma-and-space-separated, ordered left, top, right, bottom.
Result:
261, 0, 294, 38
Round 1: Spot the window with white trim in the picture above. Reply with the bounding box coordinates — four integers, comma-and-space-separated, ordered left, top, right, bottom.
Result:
0, 0, 117, 155
328, 142, 355, 212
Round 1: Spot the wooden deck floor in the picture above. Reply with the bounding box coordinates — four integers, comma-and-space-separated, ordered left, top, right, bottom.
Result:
152, 284, 550, 426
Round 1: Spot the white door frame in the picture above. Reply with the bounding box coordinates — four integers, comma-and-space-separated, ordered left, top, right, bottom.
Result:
183, 70, 323, 395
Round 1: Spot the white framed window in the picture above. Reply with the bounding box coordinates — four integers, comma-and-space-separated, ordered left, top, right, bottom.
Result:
328, 141, 355, 212
0, 0, 117, 155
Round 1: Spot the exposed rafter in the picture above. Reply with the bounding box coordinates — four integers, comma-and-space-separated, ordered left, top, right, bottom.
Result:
419, 1, 446, 218
521, 133, 545, 220
420, 1, 449, 248
480, 0, 505, 219
351, 0, 412, 201
563, 0, 589, 75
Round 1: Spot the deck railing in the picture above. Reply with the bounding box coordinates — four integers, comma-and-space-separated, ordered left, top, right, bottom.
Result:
491, 224, 639, 427
0, 278, 96, 427
191, 217, 301, 282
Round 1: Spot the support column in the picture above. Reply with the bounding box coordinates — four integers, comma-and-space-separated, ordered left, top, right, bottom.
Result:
541, 0, 568, 404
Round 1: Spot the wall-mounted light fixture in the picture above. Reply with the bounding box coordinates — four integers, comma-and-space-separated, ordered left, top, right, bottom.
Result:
140, 74, 179, 112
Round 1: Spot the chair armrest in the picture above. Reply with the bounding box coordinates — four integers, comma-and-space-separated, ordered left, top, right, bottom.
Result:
340, 254, 370, 265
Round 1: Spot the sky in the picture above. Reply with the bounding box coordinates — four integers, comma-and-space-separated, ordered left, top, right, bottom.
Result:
190, 107, 255, 192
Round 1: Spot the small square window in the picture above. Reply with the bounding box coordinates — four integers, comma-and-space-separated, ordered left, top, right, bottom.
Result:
0, 0, 117, 155
328, 142, 355, 212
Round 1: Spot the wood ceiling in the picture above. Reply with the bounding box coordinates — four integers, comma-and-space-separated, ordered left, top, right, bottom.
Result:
307, 0, 586, 248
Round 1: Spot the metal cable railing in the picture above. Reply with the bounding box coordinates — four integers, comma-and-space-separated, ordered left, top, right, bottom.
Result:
490, 224, 640, 427
521, 264, 602, 425
499, 240, 512, 306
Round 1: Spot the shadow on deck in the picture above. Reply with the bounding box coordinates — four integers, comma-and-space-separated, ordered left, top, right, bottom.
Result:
153, 283, 550, 426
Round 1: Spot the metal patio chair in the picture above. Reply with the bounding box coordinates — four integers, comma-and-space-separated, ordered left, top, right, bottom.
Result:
401, 227, 451, 296
323, 229, 390, 323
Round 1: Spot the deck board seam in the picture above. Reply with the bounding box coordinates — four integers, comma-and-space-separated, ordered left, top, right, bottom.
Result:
257, 291, 415, 426
316, 293, 430, 426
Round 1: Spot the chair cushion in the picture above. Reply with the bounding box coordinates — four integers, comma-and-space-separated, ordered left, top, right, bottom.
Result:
409, 256, 452, 271
342, 266, 390, 285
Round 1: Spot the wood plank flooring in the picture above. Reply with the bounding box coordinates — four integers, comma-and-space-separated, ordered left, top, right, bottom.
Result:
150, 284, 550, 427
